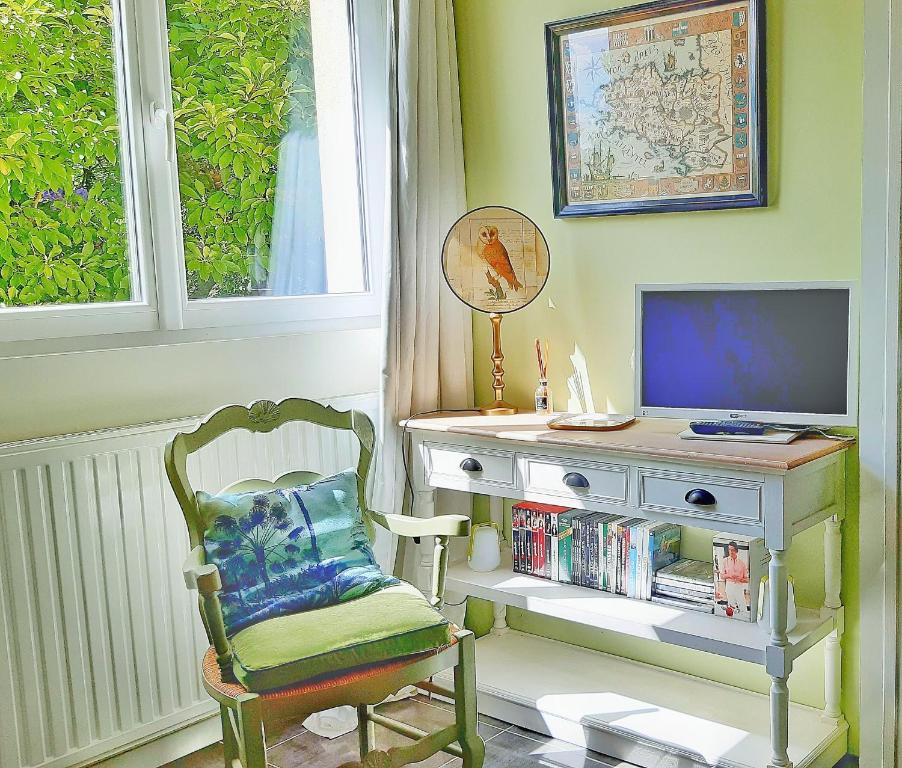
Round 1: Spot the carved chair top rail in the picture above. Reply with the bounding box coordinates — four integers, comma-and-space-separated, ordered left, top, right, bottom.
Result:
165, 398, 376, 548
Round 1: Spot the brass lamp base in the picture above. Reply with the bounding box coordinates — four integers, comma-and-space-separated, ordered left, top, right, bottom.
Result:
479, 400, 518, 416
478, 313, 518, 416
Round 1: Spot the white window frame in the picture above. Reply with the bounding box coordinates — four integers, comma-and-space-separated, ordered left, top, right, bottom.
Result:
0, 0, 385, 351
0, 0, 160, 344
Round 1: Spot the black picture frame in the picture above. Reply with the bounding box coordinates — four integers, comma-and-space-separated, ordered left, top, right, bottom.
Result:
546, 0, 767, 218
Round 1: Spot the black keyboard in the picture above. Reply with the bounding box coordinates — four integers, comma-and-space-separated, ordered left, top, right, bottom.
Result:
689, 420, 766, 436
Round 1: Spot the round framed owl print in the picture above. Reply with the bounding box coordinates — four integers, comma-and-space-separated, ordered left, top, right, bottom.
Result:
441, 206, 550, 314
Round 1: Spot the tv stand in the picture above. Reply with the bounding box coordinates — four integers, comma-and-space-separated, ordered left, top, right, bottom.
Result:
403, 413, 850, 768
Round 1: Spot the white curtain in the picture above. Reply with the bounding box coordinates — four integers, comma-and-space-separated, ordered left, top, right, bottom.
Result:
371, 0, 473, 572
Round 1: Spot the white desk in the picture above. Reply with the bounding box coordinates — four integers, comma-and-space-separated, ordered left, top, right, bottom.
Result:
404, 413, 849, 768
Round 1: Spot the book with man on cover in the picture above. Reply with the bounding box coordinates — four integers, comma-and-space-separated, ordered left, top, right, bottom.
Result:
713, 534, 769, 622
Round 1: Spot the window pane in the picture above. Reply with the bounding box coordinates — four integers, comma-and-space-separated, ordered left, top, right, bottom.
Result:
169, 0, 366, 301
0, 0, 134, 307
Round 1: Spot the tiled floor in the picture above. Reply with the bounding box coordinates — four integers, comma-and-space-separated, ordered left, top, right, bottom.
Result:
163, 694, 627, 768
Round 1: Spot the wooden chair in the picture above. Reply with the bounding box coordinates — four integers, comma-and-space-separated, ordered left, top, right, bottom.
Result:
165, 398, 485, 768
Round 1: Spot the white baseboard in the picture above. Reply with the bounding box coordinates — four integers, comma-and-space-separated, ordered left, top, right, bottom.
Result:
93, 714, 221, 768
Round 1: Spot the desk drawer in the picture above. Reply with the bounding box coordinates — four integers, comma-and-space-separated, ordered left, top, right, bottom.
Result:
638, 468, 762, 524
424, 442, 516, 491
524, 455, 628, 504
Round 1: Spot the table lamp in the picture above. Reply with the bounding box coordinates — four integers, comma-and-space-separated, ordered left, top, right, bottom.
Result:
441, 205, 551, 415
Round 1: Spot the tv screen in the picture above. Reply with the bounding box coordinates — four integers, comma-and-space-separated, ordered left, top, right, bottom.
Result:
640, 287, 851, 419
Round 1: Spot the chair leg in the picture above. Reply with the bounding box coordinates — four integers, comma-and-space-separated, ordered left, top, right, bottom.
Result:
221, 704, 239, 767
357, 704, 375, 759
236, 694, 266, 768
453, 632, 486, 768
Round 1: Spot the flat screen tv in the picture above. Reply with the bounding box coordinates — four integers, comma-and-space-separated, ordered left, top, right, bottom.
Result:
635, 282, 858, 427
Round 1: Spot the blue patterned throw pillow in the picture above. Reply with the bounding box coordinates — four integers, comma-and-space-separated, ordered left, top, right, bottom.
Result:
199, 469, 398, 635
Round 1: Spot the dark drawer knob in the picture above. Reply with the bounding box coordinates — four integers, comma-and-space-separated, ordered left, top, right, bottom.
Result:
563, 472, 590, 489
685, 488, 716, 506
460, 457, 483, 472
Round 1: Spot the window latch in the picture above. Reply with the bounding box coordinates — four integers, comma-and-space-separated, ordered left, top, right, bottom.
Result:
150, 103, 175, 164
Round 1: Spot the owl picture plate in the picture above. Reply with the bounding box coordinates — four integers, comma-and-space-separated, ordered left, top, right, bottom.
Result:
441, 206, 550, 314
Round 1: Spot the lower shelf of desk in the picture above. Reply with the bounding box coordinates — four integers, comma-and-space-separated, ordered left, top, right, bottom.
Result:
434, 631, 847, 768
445, 559, 839, 666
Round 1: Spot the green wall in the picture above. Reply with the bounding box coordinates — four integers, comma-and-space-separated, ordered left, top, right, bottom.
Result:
454, 0, 863, 752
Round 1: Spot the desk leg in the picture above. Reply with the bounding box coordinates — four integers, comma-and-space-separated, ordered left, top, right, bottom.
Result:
489, 496, 509, 635
416, 489, 437, 595
823, 516, 843, 722
824, 630, 843, 721
768, 548, 793, 768
824, 516, 842, 610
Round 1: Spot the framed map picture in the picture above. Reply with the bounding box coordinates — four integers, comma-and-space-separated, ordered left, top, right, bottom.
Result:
546, 0, 766, 217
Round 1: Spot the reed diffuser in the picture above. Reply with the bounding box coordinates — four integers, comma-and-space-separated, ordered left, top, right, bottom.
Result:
534, 338, 553, 415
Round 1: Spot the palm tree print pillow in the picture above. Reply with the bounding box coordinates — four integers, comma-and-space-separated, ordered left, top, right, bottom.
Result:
198, 469, 398, 635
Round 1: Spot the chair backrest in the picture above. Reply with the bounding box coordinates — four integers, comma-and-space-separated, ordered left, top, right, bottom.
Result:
165, 398, 376, 549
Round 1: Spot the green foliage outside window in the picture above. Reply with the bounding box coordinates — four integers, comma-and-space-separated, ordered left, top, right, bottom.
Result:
0, 0, 129, 306
0, 0, 314, 307
170, 0, 315, 299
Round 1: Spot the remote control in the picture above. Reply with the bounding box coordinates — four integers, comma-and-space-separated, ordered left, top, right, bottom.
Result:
689, 420, 767, 436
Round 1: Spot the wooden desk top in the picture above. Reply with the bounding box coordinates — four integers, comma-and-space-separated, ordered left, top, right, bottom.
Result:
402, 413, 853, 472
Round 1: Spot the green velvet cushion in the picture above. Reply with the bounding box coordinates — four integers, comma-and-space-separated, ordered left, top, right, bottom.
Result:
230, 581, 451, 691
199, 469, 398, 635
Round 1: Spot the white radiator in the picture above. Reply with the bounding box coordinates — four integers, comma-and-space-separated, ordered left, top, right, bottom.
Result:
0, 393, 378, 768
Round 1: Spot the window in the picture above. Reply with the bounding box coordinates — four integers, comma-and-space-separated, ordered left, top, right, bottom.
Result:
169, 0, 366, 302
0, 0, 383, 344
0, 0, 135, 307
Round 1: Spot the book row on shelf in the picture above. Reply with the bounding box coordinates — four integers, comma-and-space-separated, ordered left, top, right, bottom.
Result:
510, 501, 769, 622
